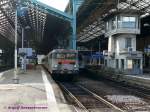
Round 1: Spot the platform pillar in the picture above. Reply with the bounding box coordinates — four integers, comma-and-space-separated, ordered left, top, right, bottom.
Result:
70, 0, 77, 50
13, 10, 19, 84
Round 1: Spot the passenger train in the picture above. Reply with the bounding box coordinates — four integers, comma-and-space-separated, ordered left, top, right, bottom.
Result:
42, 49, 79, 79
78, 50, 104, 70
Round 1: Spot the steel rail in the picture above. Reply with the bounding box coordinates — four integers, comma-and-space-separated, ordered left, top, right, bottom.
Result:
112, 81, 150, 99
59, 83, 89, 112
78, 85, 125, 112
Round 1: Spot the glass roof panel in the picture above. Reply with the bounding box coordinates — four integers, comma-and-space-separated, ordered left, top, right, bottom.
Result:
37, 0, 69, 11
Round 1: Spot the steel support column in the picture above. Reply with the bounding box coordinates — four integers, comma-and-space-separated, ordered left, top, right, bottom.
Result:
22, 28, 24, 48
21, 28, 24, 71
14, 10, 18, 75
71, 0, 77, 50
13, 10, 19, 84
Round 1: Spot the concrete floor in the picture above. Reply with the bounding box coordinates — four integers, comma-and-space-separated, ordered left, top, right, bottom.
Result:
0, 66, 76, 112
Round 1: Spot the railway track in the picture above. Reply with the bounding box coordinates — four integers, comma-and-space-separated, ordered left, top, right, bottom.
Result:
111, 81, 150, 100
97, 75, 150, 100
59, 82, 124, 112
77, 77, 150, 112
106, 80, 150, 112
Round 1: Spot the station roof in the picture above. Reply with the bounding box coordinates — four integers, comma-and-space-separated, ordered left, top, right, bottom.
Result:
0, 0, 150, 53
0, 0, 71, 54
77, 0, 150, 42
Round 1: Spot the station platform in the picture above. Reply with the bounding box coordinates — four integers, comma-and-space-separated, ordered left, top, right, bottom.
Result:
0, 66, 75, 112
123, 74, 150, 89
86, 69, 150, 89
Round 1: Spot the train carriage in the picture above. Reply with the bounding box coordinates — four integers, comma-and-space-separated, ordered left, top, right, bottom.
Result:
42, 49, 79, 80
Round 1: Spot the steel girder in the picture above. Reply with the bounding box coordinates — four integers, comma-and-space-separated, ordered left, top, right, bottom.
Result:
0, 0, 15, 42
78, 0, 150, 43
0, 0, 78, 50
31, 0, 73, 22
31, 0, 78, 49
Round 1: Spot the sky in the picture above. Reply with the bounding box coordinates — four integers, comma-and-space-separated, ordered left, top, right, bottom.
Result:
38, 0, 69, 11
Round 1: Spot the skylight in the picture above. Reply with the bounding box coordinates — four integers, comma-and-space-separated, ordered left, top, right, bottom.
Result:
37, 0, 69, 11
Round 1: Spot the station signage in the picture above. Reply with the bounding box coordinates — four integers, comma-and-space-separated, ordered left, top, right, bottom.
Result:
92, 52, 104, 59
144, 48, 150, 53
18, 48, 33, 57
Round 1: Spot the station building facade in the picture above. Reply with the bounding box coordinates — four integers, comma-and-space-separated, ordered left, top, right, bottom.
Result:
104, 11, 143, 75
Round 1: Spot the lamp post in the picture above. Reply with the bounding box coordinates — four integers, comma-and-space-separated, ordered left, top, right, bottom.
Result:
99, 39, 101, 65
20, 27, 26, 72
13, 1, 29, 82
21, 26, 30, 72
22, 28, 24, 48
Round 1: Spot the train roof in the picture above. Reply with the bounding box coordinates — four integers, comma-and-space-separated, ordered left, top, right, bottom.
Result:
48, 49, 78, 54
51, 49, 77, 53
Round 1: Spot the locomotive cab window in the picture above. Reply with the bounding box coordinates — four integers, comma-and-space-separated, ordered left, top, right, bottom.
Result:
53, 53, 77, 60
66, 54, 76, 60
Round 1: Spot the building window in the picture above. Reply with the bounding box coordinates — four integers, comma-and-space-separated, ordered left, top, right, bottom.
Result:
117, 16, 122, 28
105, 59, 107, 66
122, 16, 136, 28
121, 59, 124, 69
111, 17, 116, 30
127, 59, 133, 69
106, 22, 109, 31
116, 59, 119, 69
125, 38, 132, 48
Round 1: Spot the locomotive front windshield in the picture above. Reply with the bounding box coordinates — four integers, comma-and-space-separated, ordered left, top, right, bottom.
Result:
53, 53, 77, 60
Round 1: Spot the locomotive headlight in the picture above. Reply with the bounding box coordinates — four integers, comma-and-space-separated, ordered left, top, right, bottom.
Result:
74, 65, 77, 68
54, 65, 58, 68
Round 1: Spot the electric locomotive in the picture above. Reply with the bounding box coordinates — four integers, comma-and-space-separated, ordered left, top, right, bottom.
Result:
42, 49, 79, 79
